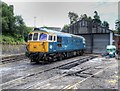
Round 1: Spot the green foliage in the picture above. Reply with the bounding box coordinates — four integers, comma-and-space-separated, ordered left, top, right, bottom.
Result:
63, 11, 110, 33
115, 19, 120, 34
93, 11, 101, 25
62, 24, 69, 32
0, 35, 26, 44
2, 2, 32, 44
3, 35, 15, 44
80, 14, 92, 22
80, 14, 87, 20
68, 12, 79, 24
102, 21, 109, 28
2, 2, 14, 35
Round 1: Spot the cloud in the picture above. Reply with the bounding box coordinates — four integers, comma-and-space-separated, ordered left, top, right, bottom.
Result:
2, 1, 118, 29
2, 0, 120, 2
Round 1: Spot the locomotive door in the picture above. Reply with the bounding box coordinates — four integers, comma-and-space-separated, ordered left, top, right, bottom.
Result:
49, 35, 57, 52
52, 35, 57, 52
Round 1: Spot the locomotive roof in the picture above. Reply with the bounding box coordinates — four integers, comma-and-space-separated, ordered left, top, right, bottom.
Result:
33, 27, 85, 39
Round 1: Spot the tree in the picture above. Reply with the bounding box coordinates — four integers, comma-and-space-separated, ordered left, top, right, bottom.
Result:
68, 12, 79, 24
14, 15, 32, 40
93, 11, 101, 25
80, 14, 87, 20
62, 24, 69, 32
102, 21, 109, 28
2, 2, 32, 43
115, 19, 120, 34
80, 14, 92, 22
87, 16, 92, 21
2, 2, 15, 35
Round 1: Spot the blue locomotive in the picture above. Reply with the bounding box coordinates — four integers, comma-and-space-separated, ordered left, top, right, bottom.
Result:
26, 27, 85, 63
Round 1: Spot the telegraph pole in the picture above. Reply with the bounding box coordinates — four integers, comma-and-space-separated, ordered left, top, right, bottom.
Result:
34, 16, 36, 28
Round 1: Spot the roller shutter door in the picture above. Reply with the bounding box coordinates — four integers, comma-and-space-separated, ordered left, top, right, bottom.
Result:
81, 34, 92, 53
93, 34, 110, 53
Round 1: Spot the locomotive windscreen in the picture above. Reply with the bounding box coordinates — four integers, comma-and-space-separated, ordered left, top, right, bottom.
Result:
28, 34, 32, 40
33, 33, 38, 40
39, 33, 47, 40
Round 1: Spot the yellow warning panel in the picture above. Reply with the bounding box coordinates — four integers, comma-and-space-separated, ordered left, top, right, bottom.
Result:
27, 41, 48, 52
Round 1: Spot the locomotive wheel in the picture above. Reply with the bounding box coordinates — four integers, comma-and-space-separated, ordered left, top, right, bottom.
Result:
58, 54, 64, 61
58, 56, 62, 61
30, 59, 39, 64
48, 56, 53, 62
36, 60, 40, 64
30, 59, 34, 64
81, 50, 84, 55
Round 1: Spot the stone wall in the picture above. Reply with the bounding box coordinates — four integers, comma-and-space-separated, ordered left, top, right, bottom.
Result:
2, 44, 26, 55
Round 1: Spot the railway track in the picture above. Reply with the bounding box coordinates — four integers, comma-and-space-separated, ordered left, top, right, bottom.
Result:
30, 60, 117, 89
1, 55, 96, 89
1, 55, 89, 84
1, 53, 27, 64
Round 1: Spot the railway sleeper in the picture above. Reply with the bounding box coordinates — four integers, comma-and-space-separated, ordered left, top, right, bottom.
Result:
75, 73, 90, 78
66, 67, 91, 76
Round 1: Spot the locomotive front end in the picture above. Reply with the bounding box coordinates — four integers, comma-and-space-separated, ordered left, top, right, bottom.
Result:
26, 32, 49, 62
27, 32, 48, 52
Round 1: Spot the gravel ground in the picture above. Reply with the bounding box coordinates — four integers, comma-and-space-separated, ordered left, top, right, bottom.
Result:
66, 58, 118, 89
32, 57, 118, 90
0, 55, 118, 90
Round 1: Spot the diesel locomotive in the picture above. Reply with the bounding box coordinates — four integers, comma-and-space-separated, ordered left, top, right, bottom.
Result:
25, 28, 85, 63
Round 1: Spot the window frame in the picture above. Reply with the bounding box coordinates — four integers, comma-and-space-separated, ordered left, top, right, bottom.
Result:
53, 35, 57, 42
28, 34, 33, 41
48, 34, 57, 42
33, 33, 39, 41
48, 35, 53, 41
39, 33, 47, 41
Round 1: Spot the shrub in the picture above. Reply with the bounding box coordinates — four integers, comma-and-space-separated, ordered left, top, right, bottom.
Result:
1, 35, 24, 45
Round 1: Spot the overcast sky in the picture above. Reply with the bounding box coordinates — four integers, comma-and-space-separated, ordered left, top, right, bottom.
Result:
2, 0, 119, 30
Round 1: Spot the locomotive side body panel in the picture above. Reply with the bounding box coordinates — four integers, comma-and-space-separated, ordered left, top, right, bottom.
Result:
48, 36, 85, 53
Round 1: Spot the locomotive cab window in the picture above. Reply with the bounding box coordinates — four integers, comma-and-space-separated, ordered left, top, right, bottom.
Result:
33, 33, 38, 40
49, 35, 53, 41
28, 34, 33, 40
53, 36, 56, 41
39, 33, 47, 41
